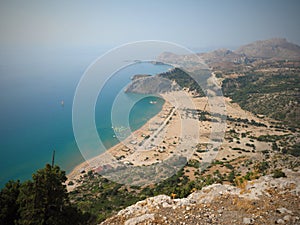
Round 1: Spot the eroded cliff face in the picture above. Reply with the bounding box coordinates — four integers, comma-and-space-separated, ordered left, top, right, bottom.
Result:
124, 75, 180, 94
100, 169, 300, 225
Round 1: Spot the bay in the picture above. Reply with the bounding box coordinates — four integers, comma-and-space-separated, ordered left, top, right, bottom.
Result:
0, 49, 171, 187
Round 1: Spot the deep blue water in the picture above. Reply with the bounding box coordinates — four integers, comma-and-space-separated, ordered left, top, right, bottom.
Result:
0, 48, 171, 187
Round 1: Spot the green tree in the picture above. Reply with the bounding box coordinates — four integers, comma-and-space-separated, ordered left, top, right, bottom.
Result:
17, 164, 89, 225
0, 180, 21, 225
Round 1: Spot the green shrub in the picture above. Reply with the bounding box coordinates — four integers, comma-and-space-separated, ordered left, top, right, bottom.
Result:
272, 169, 286, 178
255, 161, 269, 173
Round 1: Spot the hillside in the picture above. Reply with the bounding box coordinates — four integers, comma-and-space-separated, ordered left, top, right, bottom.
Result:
101, 170, 300, 225
125, 68, 207, 96
193, 38, 300, 129
124, 72, 180, 94
222, 71, 300, 129
235, 38, 300, 60
199, 49, 249, 64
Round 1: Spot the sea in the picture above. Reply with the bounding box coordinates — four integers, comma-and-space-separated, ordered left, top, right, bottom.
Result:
0, 47, 172, 187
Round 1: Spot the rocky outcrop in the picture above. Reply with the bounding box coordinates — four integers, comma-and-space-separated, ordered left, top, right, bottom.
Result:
131, 74, 151, 80
100, 169, 300, 225
124, 75, 180, 94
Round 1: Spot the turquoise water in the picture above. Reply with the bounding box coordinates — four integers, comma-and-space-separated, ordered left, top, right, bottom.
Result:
0, 50, 171, 187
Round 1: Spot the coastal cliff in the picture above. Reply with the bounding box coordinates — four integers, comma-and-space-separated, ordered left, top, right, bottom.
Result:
124, 74, 180, 94
125, 67, 208, 96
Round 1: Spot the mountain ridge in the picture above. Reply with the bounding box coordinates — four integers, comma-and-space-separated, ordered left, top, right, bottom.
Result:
235, 38, 300, 60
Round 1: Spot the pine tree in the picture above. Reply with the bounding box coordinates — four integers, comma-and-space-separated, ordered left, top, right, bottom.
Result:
0, 164, 91, 225
0, 180, 20, 225
16, 164, 89, 225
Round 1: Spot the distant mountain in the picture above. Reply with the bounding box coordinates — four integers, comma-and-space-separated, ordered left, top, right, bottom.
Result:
235, 38, 300, 60
198, 49, 249, 64
200, 48, 240, 61
159, 38, 300, 65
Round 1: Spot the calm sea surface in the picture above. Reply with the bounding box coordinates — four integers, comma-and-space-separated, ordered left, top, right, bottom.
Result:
0, 48, 171, 187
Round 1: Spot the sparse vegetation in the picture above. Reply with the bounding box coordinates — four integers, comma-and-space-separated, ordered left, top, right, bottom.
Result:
222, 71, 300, 128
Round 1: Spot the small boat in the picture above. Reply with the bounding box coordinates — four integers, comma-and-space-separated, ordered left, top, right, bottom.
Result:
149, 101, 157, 104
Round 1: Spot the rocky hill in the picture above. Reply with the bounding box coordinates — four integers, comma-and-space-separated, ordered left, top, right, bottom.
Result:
124, 74, 180, 94
199, 49, 249, 64
235, 38, 300, 60
100, 169, 300, 225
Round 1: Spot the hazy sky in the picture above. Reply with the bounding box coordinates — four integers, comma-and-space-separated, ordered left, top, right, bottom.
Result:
0, 0, 300, 50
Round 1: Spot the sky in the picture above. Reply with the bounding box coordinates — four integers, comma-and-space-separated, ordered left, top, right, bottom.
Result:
0, 0, 300, 51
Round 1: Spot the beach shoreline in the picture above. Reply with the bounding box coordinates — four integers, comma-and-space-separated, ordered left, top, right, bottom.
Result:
66, 95, 173, 190
66, 90, 223, 190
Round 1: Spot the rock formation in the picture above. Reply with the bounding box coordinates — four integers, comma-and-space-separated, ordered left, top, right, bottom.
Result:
100, 169, 300, 225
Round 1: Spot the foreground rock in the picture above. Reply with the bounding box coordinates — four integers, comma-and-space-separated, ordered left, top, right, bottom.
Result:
100, 169, 300, 225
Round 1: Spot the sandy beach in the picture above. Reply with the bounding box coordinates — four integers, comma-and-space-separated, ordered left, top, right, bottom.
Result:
66, 90, 205, 190
66, 92, 175, 190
